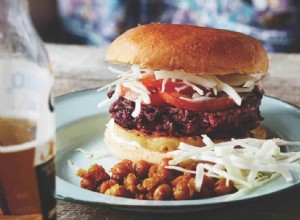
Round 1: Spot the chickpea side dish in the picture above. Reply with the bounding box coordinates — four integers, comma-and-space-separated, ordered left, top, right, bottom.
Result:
77, 158, 236, 200
74, 136, 300, 201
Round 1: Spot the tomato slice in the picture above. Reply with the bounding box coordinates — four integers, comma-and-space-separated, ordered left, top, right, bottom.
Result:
140, 74, 237, 112
121, 74, 238, 112
140, 74, 162, 89
159, 91, 236, 112
120, 86, 167, 106
141, 74, 194, 95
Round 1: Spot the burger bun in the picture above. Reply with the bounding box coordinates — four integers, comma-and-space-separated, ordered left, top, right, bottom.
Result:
104, 121, 267, 164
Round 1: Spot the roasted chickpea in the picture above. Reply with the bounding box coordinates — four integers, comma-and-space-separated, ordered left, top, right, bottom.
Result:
153, 184, 172, 200
214, 178, 235, 196
134, 160, 152, 178
173, 176, 196, 200
123, 173, 140, 187
188, 178, 196, 197
158, 158, 183, 177
148, 164, 158, 177
126, 185, 146, 200
173, 181, 190, 200
180, 160, 198, 171
80, 178, 95, 191
156, 168, 173, 182
111, 159, 133, 182
171, 173, 193, 187
99, 179, 118, 194
77, 164, 110, 191
126, 185, 138, 195
143, 176, 165, 192
105, 184, 133, 198
77, 165, 109, 181
158, 158, 172, 168
147, 158, 174, 181
87, 164, 110, 181
77, 168, 87, 178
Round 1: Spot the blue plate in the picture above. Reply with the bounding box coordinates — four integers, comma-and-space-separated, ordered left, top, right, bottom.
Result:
55, 89, 300, 212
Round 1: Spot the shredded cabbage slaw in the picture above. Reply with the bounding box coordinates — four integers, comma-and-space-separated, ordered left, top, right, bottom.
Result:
165, 135, 300, 201
97, 65, 266, 117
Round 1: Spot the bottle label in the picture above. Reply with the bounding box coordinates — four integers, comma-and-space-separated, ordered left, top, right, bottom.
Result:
0, 59, 56, 220
0, 59, 55, 144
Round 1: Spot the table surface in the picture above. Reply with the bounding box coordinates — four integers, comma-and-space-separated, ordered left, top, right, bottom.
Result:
47, 44, 300, 220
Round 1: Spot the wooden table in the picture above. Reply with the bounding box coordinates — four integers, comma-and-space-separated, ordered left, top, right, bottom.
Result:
47, 44, 300, 220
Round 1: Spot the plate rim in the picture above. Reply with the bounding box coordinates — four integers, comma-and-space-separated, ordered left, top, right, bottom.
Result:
55, 88, 300, 211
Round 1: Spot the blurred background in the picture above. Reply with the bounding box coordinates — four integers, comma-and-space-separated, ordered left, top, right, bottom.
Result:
30, 0, 300, 52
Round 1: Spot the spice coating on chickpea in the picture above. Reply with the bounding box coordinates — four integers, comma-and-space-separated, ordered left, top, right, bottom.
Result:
134, 160, 152, 178
143, 176, 165, 192
172, 175, 196, 200
123, 173, 140, 187
99, 179, 118, 194
77, 164, 110, 191
105, 184, 133, 198
153, 184, 172, 200
110, 159, 133, 182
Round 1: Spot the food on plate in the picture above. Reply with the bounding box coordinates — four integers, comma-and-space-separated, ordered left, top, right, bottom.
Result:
88, 23, 300, 201
99, 23, 269, 163
73, 23, 300, 202
77, 158, 236, 200
75, 136, 300, 201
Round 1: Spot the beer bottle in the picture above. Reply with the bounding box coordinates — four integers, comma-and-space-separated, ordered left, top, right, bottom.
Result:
0, 0, 56, 219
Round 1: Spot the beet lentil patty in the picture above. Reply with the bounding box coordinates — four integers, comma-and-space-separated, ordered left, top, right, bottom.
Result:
108, 89, 263, 139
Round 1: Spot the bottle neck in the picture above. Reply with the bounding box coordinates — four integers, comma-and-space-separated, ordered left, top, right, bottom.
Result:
0, 0, 48, 68
0, 0, 29, 22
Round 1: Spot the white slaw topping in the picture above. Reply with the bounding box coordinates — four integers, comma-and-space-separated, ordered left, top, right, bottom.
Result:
98, 65, 266, 117
165, 135, 300, 201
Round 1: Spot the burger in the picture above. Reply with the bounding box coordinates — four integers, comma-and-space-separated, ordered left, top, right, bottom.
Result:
100, 23, 268, 163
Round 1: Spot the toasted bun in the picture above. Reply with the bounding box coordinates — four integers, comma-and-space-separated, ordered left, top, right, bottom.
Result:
106, 23, 268, 75
104, 121, 267, 164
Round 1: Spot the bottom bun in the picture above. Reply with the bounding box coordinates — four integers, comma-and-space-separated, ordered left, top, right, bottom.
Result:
104, 120, 267, 164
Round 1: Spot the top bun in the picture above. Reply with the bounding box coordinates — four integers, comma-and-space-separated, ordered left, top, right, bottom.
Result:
106, 23, 269, 75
